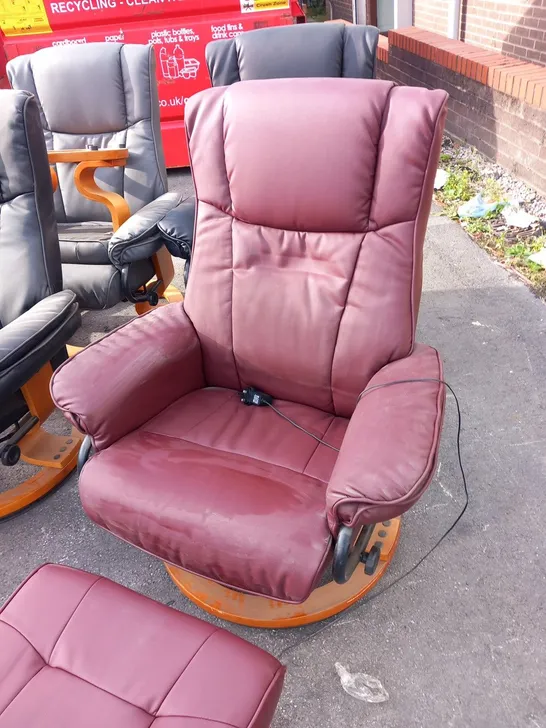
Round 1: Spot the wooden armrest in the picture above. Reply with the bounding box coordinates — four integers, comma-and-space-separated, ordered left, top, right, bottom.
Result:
48, 148, 130, 230
47, 148, 129, 164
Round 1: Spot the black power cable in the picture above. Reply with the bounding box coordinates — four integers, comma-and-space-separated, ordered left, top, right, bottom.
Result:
255, 379, 468, 662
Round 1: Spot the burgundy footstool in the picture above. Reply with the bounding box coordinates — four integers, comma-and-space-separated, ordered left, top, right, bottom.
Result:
0, 565, 285, 727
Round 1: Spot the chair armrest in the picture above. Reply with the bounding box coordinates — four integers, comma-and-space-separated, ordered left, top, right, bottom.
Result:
49, 148, 130, 230
47, 149, 129, 164
157, 198, 195, 259
50, 304, 204, 451
0, 291, 80, 402
326, 344, 445, 533
108, 192, 182, 266
0, 291, 78, 374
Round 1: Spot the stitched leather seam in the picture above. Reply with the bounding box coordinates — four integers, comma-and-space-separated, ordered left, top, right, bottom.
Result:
0, 665, 46, 721
139, 428, 331, 487
22, 94, 56, 297
0, 620, 46, 663
143, 390, 237, 439
301, 415, 338, 475
153, 629, 218, 716
247, 666, 285, 728
50, 664, 155, 721
48, 576, 102, 662
100, 266, 122, 310
328, 85, 394, 416
27, 58, 69, 224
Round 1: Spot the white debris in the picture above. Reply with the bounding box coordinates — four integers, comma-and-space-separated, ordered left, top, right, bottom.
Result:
529, 247, 546, 268
334, 663, 389, 703
501, 202, 537, 229
434, 168, 449, 189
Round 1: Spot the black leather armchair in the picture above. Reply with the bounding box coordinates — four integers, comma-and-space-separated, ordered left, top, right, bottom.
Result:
158, 21, 381, 282
8, 44, 187, 312
0, 89, 82, 518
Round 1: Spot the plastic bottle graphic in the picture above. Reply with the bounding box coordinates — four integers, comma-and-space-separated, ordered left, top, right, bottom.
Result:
159, 47, 170, 78
173, 45, 184, 77
167, 57, 178, 80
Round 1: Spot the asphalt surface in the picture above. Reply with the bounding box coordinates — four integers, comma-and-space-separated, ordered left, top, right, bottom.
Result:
1, 177, 545, 728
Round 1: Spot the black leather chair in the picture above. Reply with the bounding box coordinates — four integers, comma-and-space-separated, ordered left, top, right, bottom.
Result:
0, 89, 82, 518
158, 22, 381, 280
206, 21, 379, 84
8, 44, 188, 312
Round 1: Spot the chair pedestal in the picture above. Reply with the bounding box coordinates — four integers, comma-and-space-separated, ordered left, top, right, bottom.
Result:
165, 518, 401, 628
0, 363, 82, 519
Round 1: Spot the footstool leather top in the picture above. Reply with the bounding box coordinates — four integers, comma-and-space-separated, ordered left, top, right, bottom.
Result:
0, 564, 285, 727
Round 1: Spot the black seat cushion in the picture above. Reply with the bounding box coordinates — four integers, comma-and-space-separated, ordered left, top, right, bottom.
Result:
58, 222, 113, 265
0, 290, 80, 399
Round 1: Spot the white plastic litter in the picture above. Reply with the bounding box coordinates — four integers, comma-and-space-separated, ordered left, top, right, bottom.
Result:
501, 203, 537, 229
457, 193, 501, 219
529, 247, 546, 268
334, 663, 389, 703
434, 169, 449, 190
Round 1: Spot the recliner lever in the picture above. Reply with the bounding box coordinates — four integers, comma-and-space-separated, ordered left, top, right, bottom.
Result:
333, 524, 382, 584
121, 267, 162, 307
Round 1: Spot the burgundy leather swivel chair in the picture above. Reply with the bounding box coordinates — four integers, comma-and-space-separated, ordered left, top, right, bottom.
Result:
51, 78, 448, 627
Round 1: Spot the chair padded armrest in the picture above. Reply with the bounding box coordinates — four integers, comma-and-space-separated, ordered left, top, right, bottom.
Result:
157, 198, 195, 259
326, 344, 445, 532
0, 291, 78, 373
51, 303, 204, 451
108, 192, 182, 266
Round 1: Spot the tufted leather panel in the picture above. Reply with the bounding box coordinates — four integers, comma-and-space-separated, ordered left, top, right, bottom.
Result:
7, 44, 168, 223
0, 564, 285, 727
0, 90, 61, 327
185, 79, 448, 417
206, 23, 379, 85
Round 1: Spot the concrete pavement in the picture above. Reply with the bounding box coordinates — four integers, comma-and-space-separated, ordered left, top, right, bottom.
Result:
1, 175, 545, 728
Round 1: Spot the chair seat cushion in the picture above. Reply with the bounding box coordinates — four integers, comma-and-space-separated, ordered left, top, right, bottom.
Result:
58, 222, 113, 265
0, 564, 285, 728
80, 388, 349, 603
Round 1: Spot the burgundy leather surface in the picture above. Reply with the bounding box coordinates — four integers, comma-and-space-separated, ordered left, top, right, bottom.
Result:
51, 303, 204, 451
50, 79, 448, 603
185, 80, 447, 417
0, 564, 284, 727
80, 388, 347, 603
327, 344, 445, 531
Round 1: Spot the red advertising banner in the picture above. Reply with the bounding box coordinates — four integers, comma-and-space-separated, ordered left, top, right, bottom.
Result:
0, 0, 304, 165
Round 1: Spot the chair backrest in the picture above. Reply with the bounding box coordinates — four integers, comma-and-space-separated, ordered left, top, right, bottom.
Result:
184, 79, 447, 418
7, 44, 167, 224
206, 23, 380, 86
0, 89, 61, 328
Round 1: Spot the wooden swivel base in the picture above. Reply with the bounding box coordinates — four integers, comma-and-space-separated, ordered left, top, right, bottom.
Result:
165, 518, 401, 628
0, 364, 82, 519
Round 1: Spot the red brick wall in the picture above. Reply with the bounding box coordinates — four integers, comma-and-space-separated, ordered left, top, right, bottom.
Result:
413, 0, 449, 35
463, 0, 546, 65
329, 0, 353, 22
377, 29, 546, 195
412, 0, 546, 66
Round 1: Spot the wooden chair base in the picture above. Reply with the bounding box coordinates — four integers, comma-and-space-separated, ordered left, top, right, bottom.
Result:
0, 426, 82, 519
165, 518, 401, 628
